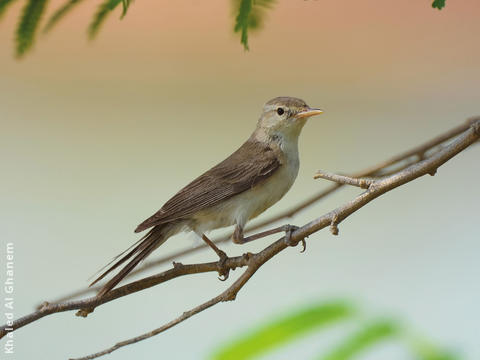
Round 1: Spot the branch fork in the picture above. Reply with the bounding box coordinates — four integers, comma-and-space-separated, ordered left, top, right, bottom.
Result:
330, 214, 340, 235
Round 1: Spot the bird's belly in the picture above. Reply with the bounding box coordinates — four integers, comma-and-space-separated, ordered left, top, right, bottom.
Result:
191, 161, 298, 233
240, 165, 297, 220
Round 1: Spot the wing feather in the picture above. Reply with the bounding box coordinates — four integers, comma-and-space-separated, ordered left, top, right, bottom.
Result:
135, 139, 280, 233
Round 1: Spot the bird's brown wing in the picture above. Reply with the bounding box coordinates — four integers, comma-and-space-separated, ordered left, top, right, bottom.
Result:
135, 139, 281, 233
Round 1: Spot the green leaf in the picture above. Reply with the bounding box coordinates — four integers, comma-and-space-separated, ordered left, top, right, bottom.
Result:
87, 0, 123, 40
211, 302, 355, 360
0, 0, 19, 20
409, 338, 460, 360
15, 0, 48, 58
121, 0, 131, 19
43, 0, 84, 34
319, 320, 399, 360
233, 0, 275, 51
234, 0, 252, 50
432, 0, 446, 10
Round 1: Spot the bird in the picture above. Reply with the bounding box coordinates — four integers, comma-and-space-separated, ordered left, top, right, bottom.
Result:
91, 96, 323, 296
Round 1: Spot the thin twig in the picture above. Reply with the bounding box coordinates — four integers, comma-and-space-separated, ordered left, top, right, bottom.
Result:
314, 170, 374, 188
353, 117, 478, 177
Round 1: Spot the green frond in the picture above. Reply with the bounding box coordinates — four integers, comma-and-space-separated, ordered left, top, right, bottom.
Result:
43, 0, 84, 34
87, 0, 123, 40
15, 0, 48, 58
432, 0, 446, 10
234, 0, 252, 50
121, 0, 132, 19
211, 302, 355, 360
0, 0, 19, 20
408, 337, 460, 360
233, 0, 275, 50
319, 320, 399, 360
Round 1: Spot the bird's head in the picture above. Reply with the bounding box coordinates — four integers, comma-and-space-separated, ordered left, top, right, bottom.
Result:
255, 96, 323, 141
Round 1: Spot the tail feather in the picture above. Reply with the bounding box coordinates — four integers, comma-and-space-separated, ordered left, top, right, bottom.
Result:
88, 236, 145, 283
90, 226, 167, 297
89, 230, 154, 288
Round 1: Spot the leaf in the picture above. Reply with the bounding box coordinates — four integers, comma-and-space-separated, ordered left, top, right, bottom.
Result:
432, 0, 446, 10
15, 0, 49, 58
121, 0, 131, 19
43, 0, 85, 34
0, 0, 19, 20
234, 0, 252, 50
233, 0, 275, 50
211, 302, 355, 360
409, 338, 460, 360
319, 320, 399, 360
87, 0, 123, 40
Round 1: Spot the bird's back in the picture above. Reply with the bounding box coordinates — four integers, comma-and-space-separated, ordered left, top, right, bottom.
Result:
135, 138, 282, 233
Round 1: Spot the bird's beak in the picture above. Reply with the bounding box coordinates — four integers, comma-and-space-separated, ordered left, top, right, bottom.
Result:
295, 107, 324, 119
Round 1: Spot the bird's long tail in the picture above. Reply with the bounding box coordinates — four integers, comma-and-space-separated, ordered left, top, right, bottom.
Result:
90, 225, 169, 297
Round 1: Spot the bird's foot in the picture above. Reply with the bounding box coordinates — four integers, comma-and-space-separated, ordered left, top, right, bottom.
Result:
201, 233, 231, 280
216, 250, 230, 281
283, 224, 299, 244
283, 225, 307, 252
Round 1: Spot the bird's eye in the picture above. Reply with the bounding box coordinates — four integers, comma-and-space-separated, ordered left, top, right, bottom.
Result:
277, 107, 285, 116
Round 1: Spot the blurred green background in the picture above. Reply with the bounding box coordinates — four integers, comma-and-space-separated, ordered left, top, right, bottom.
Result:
0, 0, 479, 359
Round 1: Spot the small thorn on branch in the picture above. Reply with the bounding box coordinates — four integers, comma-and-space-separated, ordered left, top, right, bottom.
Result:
38, 301, 50, 311
314, 170, 374, 189
76, 308, 94, 318
223, 293, 237, 302
330, 215, 339, 235
242, 252, 253, 261
172, 261, 183, 269
470, 118, 480, 135
330, 223, 339, 235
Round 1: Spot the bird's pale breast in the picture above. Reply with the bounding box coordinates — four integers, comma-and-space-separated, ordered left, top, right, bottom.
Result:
190, 137, 300, 234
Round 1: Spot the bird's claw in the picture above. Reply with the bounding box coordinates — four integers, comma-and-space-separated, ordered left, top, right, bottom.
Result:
299, 238, 307, 253
283, 225, 307, 253
217, 250, 230, 281
283, 224, 299, 245
218, 272, 229, 281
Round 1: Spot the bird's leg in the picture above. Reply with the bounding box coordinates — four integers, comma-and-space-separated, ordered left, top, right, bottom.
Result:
233, 224, 305, 251
201, 234, 227, 259
201, 234, 230, 281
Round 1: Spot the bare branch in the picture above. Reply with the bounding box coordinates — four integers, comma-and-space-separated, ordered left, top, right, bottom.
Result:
1, 118, 478, 360
69, 253, 264, 360
0, 256, 251, 337
47, 118, 479, 305
314, 170, 374, 188
70, 118, 479, 359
